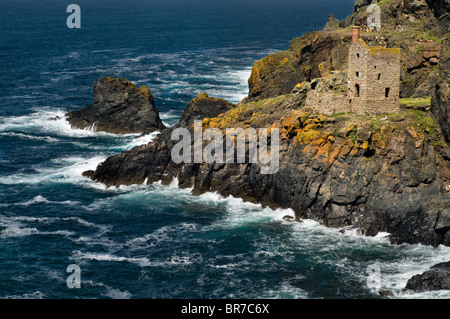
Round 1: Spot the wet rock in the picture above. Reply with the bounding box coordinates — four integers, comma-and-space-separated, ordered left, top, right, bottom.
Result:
379, 289, 395, 297
405, 261, 450, 292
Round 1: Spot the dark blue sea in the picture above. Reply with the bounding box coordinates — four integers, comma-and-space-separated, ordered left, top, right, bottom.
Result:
0, 0, 449, 299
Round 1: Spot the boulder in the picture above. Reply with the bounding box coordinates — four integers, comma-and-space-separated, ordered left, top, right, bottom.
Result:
405, 261, 450, 292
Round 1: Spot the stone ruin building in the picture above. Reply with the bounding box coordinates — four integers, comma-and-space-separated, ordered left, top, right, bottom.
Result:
306, 26, 401, 115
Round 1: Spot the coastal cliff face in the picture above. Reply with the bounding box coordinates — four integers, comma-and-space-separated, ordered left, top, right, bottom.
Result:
85, 91, 450, 247
83, 1, 450, 248
66, 77, 166, 134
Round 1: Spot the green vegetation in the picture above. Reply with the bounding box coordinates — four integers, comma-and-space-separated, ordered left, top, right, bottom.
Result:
413, 45, 424, 55
377, 0, 395, 6
400, 97, 432, 108
432, 65, 439, 74
413, 30, 442, 44
386, 113, 406, 122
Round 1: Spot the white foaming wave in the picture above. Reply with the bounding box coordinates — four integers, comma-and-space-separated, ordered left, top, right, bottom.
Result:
104, 287, 133, 299
126, 222, 198, 247
83, 281, 132, 299
109, 179, 292, 229
72, 250, 201, 270
0, 155, 106, 187
3, 215, 111, 234
0, 132, 59, 143
370, 244, 450, 299
0, 216, 77, 238
16, 195, 80, 207
263, 282, 309, 299
339, 226, 391, 241
2, 291, 45, 299
291, 218, 391, 245
194, 66, 252, 103
72, 251, 151, 267
287, 218, 450, 299
50, 73, 75, 83
196, 191, 295, 228
0, 223, 39, 238
149, 178, 194, 196
0, 107, 155, 140
121, 131, 160, 150
159, 110, 180, 127
0, 108, 101, 138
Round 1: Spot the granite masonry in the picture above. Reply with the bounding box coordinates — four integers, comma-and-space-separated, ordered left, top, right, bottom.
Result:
306, 26, 401, 115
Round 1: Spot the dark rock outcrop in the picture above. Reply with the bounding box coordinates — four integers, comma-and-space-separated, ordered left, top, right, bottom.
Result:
405, 261, 450, 292
83, 93, 235, 187
177, 93, 235, 128
425, 0, 450, 19
432, 38, 450, 143
66, 77, 166, 134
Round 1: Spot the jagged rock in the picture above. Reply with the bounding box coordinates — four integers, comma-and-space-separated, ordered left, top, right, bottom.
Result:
247, 32, 353, 101
432, 38, 450, 143
177, 93, 235, 128
324, 14, 345, 31
291, 81, 311, 94
66, 77, 166, 134
425, 0, 450, 18
405, 261, 450, 292
86, 93, 235, 187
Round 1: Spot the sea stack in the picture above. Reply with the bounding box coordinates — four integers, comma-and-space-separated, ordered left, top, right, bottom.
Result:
66, 77, 166, 134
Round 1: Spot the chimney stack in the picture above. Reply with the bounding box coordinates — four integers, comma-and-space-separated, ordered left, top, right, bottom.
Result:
352, 26, 360, 43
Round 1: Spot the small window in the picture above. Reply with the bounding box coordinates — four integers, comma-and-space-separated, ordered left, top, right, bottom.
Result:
385, 87, 390, 98
356, 53, 360, 58
378, 73, 381, 80
355, 84, 360, 98
356, 72, 360, 77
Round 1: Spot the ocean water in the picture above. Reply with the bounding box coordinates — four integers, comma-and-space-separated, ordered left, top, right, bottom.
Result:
1, 0, 449, 299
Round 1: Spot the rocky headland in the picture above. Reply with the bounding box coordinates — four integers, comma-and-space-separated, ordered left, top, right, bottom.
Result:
79, 0, 450, 294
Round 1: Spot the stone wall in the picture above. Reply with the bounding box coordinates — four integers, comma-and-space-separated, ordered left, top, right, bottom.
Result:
306, 90, 350, 115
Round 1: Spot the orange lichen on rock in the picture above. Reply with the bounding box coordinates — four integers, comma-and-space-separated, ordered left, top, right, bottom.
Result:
407, 125, 426, 148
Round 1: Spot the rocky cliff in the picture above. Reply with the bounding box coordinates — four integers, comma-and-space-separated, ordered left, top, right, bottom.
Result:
248, 0, 444, 102
85, 90, 450, 247
83, 1, 450, 249
66, 77, 166, 134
